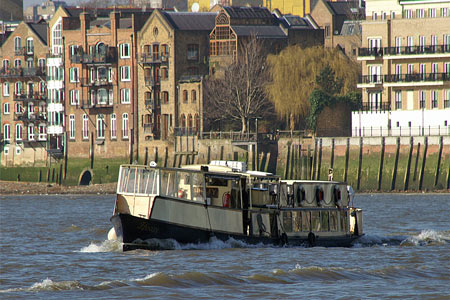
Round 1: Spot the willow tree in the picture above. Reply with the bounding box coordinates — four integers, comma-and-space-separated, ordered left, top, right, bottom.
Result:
266, 46, 360, 130
204, 36, 272, 133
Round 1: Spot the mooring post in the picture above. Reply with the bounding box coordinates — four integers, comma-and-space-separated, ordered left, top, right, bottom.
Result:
144, 147, 148, 165
413, 142, 421, 181
284, 144, 291, 179
434, 136, 443, 187
330, 138, 335, 170
403, 137, 414, 191
418, 137, 428, 191
207, 146, 211, 164
298, 144, 303, 179
154, 147, 159, 165
220, 145, 224, 161
317, 139, 323, 180
164, 147, 168, 167
312, 139, 317, 180
391, 137, 401, 191
377, 137, 385, 191
307, 144, 312, 180
357, 137, 363, 191
344, 138, 350, 182
59, 164, 63, 185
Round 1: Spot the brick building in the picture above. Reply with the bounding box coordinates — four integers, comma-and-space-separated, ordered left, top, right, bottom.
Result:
136, 9, 216, 157
354, 0, 450, 137
1, 21, 48, 166
60, 8, 153, 159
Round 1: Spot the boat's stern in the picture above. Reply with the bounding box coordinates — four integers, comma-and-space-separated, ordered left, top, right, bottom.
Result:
350, 207, 363, 236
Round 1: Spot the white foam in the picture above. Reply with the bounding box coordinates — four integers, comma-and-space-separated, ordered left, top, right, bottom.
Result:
133, 272, 162, 282
79, 239, 123, 253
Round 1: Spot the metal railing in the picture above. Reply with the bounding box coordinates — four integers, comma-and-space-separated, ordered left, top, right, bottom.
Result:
358, 75, 383, 84
353, 125, 450, 137
358, 102, 391, 112
0, 67, 46, 77
70, 50, 117, 64
139, 53, 169, 64
384, 73, 449, 83
358, 47, 383, 57
384, 45, 450, 56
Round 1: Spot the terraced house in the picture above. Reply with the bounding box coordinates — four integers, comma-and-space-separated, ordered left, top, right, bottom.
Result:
1, 21, 48, 166
354, 0, 450, 136
60, 8, 153, 159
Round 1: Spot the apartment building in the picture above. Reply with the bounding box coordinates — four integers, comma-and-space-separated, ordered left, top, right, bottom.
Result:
136, 9, 216, 156
60, 8, 153, 159
1, 21, 48, 166
354, 0, 450, 137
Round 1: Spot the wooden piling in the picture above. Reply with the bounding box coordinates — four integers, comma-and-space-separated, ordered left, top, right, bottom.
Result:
418, 137, 428, 191
154, 147, 159, 165
207, 146, 211, 163
434, 136, 443, 187
220, 146, 224, 161
144, 147, 148, 165
307, 145, 311, 180
413, 142, 421, 181
38, 170, 42, 182
298, 144, 303, 180
403, 137, 413, 191
330, 138, 335, 170
357, 137, 363, 191
317, 139, 323, 180
311, 139, 317, 180
377, 137, 385, 191
390, 137, 400, 191
344, 138, 350, 182
284, 144, 291, 179
59, 164, 63, 185
164, 147, 168, 167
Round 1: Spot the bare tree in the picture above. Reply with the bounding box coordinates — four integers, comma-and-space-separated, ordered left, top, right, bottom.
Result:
204, 36, 272, 133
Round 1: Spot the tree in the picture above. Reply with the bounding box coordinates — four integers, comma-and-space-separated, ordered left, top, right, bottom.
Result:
203, 37, 273, 133
266, 46, 359, 130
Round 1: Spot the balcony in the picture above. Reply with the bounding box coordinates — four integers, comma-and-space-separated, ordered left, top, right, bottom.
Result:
80, 100, 113, 109
384, 45, 450, 58
384, 73, 449, 86
81, 77, 113, 87
357, 102, 391, 112
139, 53, 169, 65
13, 92, 46, 102
0, 67, 46, 78
358, 47, 383, 57
70, 49, 117, 65
357, 75, 383, 88
14, 112, 47, 123
145, 76, 160, 87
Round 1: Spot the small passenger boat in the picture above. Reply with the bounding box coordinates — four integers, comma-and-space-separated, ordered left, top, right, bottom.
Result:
110, 161, 363, 251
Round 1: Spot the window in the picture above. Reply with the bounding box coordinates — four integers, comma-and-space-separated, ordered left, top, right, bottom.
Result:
419, 36, 426, 51
405, 9, 412, 19
369, 92, 382, 110
419, 90, 426, 109
445, 63, 450, 75
109, 89, 113, 105
82, 114, 89, 139
4, 124, 10, 141
14, 82, 22, 95
325, 25, 330, 37
70, 67, 79, 82
187, 44, 199, 61
431, 35, 438, 51
429, 8, 436, 18
98, 67, 107, 81
14, 37, 21, 53
368, 65, 381, 83
38, 59, 45, 71
162, 91, 169, 104
2, 59, 9, 71
96, 89, 107, 105
16, 124, 23, 141
70, 45, 79, 57
120, 43, 130, 58
391, 11, 395, 19
395, 91, 402, 110
90, 68, 96, 83
52, 20, 62, 54
419, 64, 426, 80
3, 102, 10, 114
3, 82, 9, 96
39, 81, 45, 95
416, 9, 424, 18
441, 8, 449, 17
120, 66, 130, 81
431, 90, 438, 108
26, 38, 34, 54
70, 90, 79, 105
445, 35, 450, 51
161, 67, 168, 80
120, 88, 130, 104
183, 90, 188, 103
111, 113, 117, 139
444, 90, 450, 108
108, 67, 113, 82
97, 114, 105, 139
28, 124, 35, 141
14, 59, 21, 68
69, 114, 75, 139
407, 64, 414, 74
122, 113, 129, 139
382, 12, 387, 20
372, 12, 377, 20
191, 90, 197, 102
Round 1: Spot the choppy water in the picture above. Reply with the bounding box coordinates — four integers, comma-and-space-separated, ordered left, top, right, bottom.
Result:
0, 193, 449, 299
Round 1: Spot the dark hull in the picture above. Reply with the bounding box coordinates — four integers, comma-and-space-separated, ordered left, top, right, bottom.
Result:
111, 213, 360, 251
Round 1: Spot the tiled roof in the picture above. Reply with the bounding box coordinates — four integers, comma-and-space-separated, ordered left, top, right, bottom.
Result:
163, 12, 217, 31
28, 23, 48, 45
327, 1, 363, 16
223, 6, 273, 20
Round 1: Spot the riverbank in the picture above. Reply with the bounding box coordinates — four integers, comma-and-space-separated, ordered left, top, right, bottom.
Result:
0, 181, 117, 195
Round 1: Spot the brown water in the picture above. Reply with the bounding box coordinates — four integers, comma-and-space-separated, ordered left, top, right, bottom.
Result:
0, 193, 449, 299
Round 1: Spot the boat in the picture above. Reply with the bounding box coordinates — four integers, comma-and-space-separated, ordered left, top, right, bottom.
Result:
110, 161, 363, 251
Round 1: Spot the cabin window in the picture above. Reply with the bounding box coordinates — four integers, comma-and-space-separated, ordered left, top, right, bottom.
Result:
206, 176, 228, 187
118, 167, 158, 195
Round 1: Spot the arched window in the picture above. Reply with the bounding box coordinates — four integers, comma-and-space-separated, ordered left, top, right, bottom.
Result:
16, 124, 23, 141
26, 37, 34, 54
3, 82, 9, 96
26, 58, 33, 69
52, 20, 62, 54
183, 90, 188, 103
111, 113, 117, 138
82, 114, 89, 139
14, 37, 21, 53
96, 42, 106, 54
162, 91, 169, 104
122, 113, 129, 138
191, 90, 197, 102
14, 82, 22, 95
14, 59, 21, 68
4, 124, 11, 141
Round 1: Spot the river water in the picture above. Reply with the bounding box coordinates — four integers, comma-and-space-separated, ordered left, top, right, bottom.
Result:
0, 193, 449, 299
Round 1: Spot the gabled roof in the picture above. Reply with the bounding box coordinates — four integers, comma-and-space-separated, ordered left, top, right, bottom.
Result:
27, 22, 48, 45
327, 1, 364, 16
163, 12, 217, 31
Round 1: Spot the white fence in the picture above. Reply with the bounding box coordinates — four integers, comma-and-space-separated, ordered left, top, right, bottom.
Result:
352, 125, 450, 137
